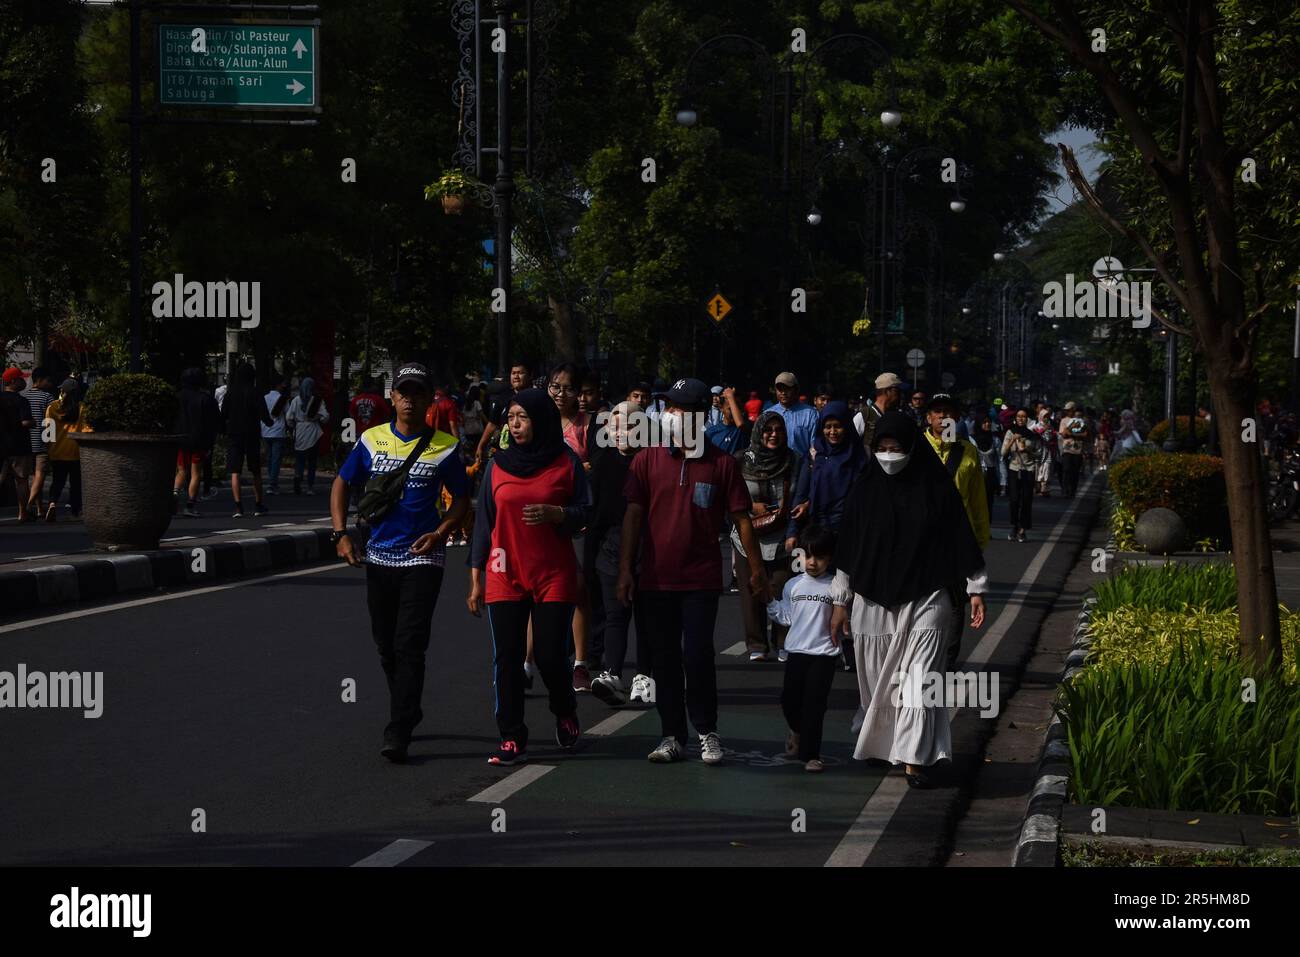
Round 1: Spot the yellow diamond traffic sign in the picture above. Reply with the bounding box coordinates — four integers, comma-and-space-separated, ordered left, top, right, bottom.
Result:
706, 293, 732, 324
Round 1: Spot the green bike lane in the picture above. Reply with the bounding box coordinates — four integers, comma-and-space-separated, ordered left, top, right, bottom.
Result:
385, 668, 888, 867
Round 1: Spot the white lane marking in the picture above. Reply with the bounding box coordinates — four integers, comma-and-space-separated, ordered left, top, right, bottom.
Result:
310, 517, 333, 522
351, 838, 433, 867
824, 774, 910, 867
966, 472, 1097, 668
586, 709, 646, 736
160, 536, 195, 543
265, 522, 296, 527
0, 562, 351, 635
824, 477, 1096, 867
211, 528, 245, 535
466, 765, 556, 803
721, 641, 748, 656
15, 554, 57, 562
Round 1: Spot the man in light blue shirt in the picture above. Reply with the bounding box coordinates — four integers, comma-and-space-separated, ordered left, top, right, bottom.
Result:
765, 372, 819, 459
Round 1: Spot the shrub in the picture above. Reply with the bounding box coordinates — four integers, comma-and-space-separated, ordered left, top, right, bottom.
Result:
1087, 607, 1300, 678
1108, 452, 1228, 547
1058, 651, 1300, 815
1148, 415, 1210, 446
83, 373, 178, 434
1091, 562, 1238, 616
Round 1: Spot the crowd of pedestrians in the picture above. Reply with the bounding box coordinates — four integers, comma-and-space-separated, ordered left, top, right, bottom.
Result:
0, 355, 1139, 789
316, 359, 1142, 786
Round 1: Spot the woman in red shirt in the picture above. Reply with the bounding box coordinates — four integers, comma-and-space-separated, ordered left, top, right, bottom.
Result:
468, 388, 591, 765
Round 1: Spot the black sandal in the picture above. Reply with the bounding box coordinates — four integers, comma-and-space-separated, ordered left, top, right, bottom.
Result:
904, 769, 934, 789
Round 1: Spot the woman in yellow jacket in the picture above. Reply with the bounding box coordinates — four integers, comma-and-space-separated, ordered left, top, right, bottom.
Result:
45, 379, 91, 521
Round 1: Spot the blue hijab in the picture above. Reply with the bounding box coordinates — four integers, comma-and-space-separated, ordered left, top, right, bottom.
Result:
809, 401, 867, 521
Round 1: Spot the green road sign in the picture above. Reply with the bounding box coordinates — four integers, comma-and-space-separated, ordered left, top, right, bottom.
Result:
158, 22, 318, 109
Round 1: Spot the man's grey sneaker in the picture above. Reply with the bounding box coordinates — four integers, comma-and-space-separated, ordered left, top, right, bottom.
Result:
643, 676, 657, 704
647, 736, 685, 763
182, 505, 200, 518
777, 649, 789, 663
700, 732, 724, 766
591, 672, 628, 707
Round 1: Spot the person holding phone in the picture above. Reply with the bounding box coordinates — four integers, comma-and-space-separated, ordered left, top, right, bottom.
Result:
466, 388, 591, 767
330, 362, 470, 764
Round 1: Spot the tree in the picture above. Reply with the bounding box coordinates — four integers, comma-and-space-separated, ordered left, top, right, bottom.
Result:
1006, 0, 1297, 671
0, 0, 109, 365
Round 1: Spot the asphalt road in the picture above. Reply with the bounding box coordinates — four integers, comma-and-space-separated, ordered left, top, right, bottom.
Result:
0, 478, 1096, 867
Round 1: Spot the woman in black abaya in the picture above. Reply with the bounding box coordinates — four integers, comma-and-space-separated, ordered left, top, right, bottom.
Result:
829, 412, 988, 788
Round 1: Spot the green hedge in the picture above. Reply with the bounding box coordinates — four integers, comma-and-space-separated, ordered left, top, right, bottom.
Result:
83, 373, 178, 434
1108, 452, 1228, 548
1148, 415, 1210, 446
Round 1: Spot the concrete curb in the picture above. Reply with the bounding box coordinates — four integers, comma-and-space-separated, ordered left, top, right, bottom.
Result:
1012, 594, 1098, 866
0, 526, 346, 617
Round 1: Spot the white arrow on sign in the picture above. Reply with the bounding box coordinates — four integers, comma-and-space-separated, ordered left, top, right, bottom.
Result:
293, 38, 307, 59
286, 79, 305, 95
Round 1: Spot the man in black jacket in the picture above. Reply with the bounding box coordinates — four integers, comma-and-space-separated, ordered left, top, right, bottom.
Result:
174, 368, 221, 516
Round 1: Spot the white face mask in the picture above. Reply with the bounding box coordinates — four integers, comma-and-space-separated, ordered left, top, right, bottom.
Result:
875, 450, 909, 475
663, 409, 705, 458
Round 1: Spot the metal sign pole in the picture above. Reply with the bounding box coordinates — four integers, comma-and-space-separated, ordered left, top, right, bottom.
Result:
129, 0, 143, 371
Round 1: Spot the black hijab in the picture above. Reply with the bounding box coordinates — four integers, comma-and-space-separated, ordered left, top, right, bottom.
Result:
739, 409, 796, 481
491, 387, 569, 478
835, 411, 984, 607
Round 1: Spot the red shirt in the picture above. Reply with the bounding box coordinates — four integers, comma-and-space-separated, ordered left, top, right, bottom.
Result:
744, 397, 763, 422
349, 392, 391, 431
426, 393, 461, 434
624, 444, 751, 591
482, 454, 584, 603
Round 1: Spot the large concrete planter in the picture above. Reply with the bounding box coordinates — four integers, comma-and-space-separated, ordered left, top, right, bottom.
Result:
73, 433, 181, 551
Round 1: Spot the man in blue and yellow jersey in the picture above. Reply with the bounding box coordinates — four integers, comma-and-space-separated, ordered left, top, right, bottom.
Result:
330, 362, 471, 763
923, 393, 990, 672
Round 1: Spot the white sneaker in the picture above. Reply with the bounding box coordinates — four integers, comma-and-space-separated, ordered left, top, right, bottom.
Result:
629, 674, 649, 703
777, 649, 789, 663
591, 672, 628, 707
699, 732, 724, 766
648, 737, 685, 763
749, 651, 769, 662
643, 676, 656, 704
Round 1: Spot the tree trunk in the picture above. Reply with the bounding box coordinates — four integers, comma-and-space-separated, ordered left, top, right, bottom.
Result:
1204, 347, 1283, 674
548, 295, 578, 362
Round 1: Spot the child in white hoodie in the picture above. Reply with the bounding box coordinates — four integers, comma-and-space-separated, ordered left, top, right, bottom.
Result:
767, 525, 840, 772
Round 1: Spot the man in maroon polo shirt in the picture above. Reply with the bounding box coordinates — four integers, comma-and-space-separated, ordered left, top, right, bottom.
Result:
617, 377, 770, 766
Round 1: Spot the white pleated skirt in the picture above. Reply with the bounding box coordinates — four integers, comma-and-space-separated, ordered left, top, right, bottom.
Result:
849, 588, 953, 767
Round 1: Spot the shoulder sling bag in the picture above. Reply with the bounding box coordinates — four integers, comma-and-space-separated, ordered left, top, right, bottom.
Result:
356, 430, 434, 525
